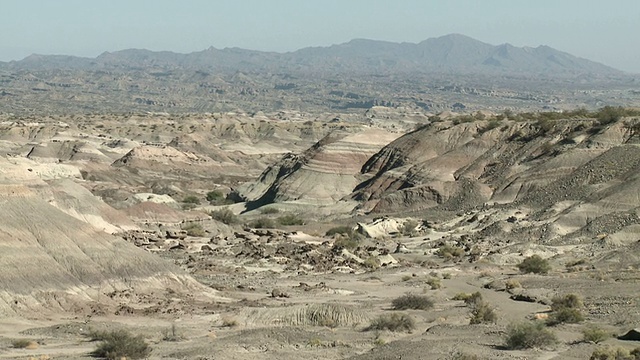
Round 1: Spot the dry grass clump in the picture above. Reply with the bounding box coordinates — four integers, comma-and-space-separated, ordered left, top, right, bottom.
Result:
89, 329, 150, 360
392, 294, 434, 310
366, 313, 415, 332
589, 346, 640, 360
504, 321, 557, 350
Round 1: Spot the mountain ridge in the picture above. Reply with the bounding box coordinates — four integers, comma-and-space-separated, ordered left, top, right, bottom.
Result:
0, 34, 622, 76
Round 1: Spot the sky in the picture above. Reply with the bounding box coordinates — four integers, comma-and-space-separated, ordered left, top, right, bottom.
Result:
1, 0, 639, 73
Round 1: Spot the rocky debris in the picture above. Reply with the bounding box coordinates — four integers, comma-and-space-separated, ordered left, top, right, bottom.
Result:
124, 226, 399, 274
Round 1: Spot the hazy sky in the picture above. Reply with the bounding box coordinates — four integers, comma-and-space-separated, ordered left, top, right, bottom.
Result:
1, 0, 639, 72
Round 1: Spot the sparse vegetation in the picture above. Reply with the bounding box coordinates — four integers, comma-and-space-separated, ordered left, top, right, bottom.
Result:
436, 244, 465, 260
469, 300, 497, 324
182, 195, 200, 204
221, 317, 239, 328
209, 208, 239, 224
206, 190, 230, 205
366, 313, 415, 332
505, 279, 521, 290
391, 293, 434, 310
277, 213, 305, 226
90, 329, 150, 360
517, 255, 551, 274
162, 323, 183, 342
547, 293, 585, 325
450, 352, 482, 360
260, 207, 280, 214
425, 276, 442, 290
589, 346, 640, 360
325, 225, 355, 237
182, 223, 205, 237
11, 339, 35, 349
504, 321, 557, 350
582, 325, 610, 344
248, 217, 276, 229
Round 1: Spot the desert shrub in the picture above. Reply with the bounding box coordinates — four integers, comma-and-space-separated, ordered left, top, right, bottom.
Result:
277, 213, 305, 226
596, 106, 625, 125
221, 317, 238, 328
582, 325, 610, 344
162, 323, 183, 342
333, 236, 360, 250
436, 244, 465, 260
547, 307, 585, 326
325, 225, 355, 237
504, 321, 557, 350
205, 190, 229, 205
363, 256, 380, 269
182, 195, 200, 204
260, 207, 280, 214
505, 279, 522, 290
425, 276, 442, 290
589, 345, 640, 360
517, 255, 551, 274
366, 313, 415, 332
209, 208, 239, 225
399, 219, 419, 237
90, 329, 150, 360
248, 217, 276, 229
11, 339, 35, 348
547, 293, 585, 325
479, 120, 501, 134
550, 293, 583, 311
450, 351, 482, 360
452, 292, 473, 301
442, 272, 452, 279
469, 300, 498, 324
182, 223, 205, 237
463, 292, 483, 307
391, 294, 434, 311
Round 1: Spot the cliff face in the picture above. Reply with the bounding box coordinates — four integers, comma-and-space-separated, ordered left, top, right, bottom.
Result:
236, 128, 401, 206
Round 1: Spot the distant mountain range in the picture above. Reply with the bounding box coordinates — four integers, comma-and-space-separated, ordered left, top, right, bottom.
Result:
0, 34, 622, 76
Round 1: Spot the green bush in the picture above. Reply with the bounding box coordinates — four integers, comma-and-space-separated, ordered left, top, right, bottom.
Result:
248, 217, 276, 229
366, 313, 415, 332
582, 325, 610, 344
90, 329, 150, 360
182, 223, 205, 237
517, 255, 551, 274
504, 321, 557, 350
277, 214, 305, 226
391, 294, 434, 311
210, 209, 239, 225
